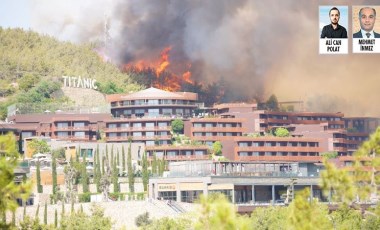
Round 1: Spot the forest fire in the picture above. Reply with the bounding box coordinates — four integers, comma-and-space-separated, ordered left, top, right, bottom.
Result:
122, 47, 194, 92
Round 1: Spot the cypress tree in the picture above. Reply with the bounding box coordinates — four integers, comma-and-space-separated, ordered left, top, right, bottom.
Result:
127, 141, 135, 193
44, 202, 47, 224
23, 205, 26, 220
116, 149, 120, 174
61, 202, 65, 218
35, 204, 40, 220
54, 209, 58, 227
112, 156, 119, 193
111, 144, 114, 168
71, 199, 74, 213
36, 160, 42, 193
152, 152, 157, 175
101, 150, 105, 175
52, 154, 57, 195
95, 149, 101, 193
122, 145, 126, 173
82, 149, 89, 193
11, 211, 15, 227
142, 151, 149, 192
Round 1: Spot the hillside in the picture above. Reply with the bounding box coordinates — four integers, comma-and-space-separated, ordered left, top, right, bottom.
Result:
0, 27, 143, 119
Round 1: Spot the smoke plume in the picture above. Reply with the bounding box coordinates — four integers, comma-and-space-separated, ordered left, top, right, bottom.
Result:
30, 0, 380, 116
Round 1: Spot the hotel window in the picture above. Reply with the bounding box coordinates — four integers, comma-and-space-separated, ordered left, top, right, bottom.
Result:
193, 132, 202, 136
146, 141, 155, 146
123, 110, 132, 115
120, 133, 128, 137
56, 122, 68, 128
145, 122, 155, 128
146, 132, 154, 137
158, 131, 168, 136
73, 122, 85, 128
158, 122, 168, 127
108, 124, 117, 129
193, 123, 202, 128
252, 152, 259, 156
162, 99, 172, 105
167, 151, 177, 157
175, 109, 183, 115
162, 108, 172, 115
108, 133, 117, 138
74, 132, 85, 137
21, 132, 33, 138
147, 99, 159, 105
195, 150, 205, 156
184, 109, 190, 115
181, 191, 203, 203
225, 133, 232, 136
155, 151, 164, 158
80, 149, 93, 158
56, 132, 68, 137
135, 100, 145, 105
205, 132, 212, 136
205, 141, 213, 146
158, 191, 176, 201
133, 123, 142, 127
120, 123, 129, 128
133, 132, 142, 137
239, 142, 248, 147
135, 109, 145, 115
239, 152, 248, 157
148, 109, 159, 117
205, 123, 213, 128
183, 151, 192, 156
225, 123, 232, 127
122, 101, 131, 106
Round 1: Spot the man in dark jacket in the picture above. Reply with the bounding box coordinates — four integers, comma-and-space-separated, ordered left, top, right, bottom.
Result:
353, 7, 380, 38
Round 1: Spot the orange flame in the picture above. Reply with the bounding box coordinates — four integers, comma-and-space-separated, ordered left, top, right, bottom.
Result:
182, 71, 192, 84
155, 47, 171, 77
122, 47, 194, 92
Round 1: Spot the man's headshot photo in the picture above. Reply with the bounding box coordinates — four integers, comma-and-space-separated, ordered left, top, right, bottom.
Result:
353, 7, 380, 38
320, 7, 348, 38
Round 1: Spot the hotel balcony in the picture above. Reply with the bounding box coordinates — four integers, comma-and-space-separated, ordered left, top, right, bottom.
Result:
106, 135, 172, 142
235, 146, 322, 153
237, 155, 322, 162
104, 126, 171, 132
148, 154, 209, 161
191, 127, 244, 132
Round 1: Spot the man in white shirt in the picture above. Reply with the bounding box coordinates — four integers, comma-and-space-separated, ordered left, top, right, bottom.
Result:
353, 7, 380, 38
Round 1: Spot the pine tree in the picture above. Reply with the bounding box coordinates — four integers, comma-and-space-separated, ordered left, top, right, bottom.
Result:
36, 160, 42, 193
142, 151, 149, 192
127, 141, 135, 193
44, 202, 47, 224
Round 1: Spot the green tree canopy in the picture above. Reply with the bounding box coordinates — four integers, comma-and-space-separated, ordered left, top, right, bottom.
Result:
212, 141, 223, 156
28, 139, 50, 155
0, 134, 31, 228
171, 119, 184, 134
274, 127, 290, 137
266, 94, 280, 111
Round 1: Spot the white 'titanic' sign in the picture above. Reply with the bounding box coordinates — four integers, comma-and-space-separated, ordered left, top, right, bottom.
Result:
62, 76, 98, 90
